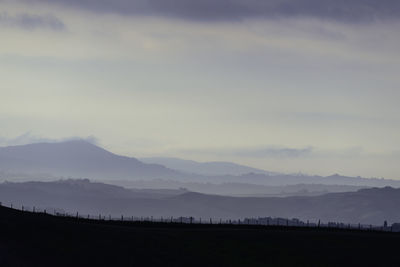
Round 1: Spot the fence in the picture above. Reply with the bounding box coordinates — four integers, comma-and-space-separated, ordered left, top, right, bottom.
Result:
0, 201, 395, 233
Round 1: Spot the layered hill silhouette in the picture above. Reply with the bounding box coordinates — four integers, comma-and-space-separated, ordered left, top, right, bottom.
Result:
119, 179, 366, 197
140, 156, 276, 176
0, 140, 180, 180
0, 179, 399, 225
1, 140, 400, 189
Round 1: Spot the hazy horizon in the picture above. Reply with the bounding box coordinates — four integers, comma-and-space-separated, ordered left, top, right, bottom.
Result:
1, 0, 400, 179
0, 136, 397, 180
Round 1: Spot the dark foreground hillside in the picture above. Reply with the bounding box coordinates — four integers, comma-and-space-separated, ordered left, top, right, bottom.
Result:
1, 206, 399, 267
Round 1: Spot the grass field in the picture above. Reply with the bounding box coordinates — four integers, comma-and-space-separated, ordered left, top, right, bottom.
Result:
1, 206, 399, 267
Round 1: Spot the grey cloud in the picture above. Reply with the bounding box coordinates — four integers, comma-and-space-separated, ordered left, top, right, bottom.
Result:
235, 146, 314, 158
0, 132, 98, 147
180, 146, 368, 159
233, 146, 367, 159
29, 0, 400, 22
0, 12, 65, 30
181, 146, 315, 159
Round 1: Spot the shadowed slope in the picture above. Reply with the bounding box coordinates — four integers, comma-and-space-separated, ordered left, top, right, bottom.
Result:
1, 205, 400, 267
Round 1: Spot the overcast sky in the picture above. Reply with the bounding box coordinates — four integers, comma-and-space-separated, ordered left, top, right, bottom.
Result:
1, 0, 400, 178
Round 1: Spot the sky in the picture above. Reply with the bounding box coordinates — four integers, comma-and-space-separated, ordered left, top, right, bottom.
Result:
1, 0, 400, 179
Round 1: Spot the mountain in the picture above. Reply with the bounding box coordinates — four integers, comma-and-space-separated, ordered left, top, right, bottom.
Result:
140, 157, 276, 176
1, 179, 399, 225
1, 141, 399, 190
0, 140, 181, 180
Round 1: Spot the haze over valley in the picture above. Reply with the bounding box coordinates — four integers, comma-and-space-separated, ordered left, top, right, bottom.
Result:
0, 140, 400, 226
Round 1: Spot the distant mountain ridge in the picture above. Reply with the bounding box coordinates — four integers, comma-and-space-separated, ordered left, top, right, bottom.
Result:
1, 140, 400, 189
230, 173, 400, 187
0, 140, 180, 180
140, 157, 277, 176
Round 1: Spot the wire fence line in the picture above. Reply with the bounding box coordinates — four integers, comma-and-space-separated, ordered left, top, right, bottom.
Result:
0, 201, 397, 233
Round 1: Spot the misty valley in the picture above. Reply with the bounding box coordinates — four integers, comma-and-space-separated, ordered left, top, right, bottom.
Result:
0, 141, 400, 266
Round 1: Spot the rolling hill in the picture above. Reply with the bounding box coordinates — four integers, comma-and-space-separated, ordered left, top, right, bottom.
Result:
0, 179, 399, 225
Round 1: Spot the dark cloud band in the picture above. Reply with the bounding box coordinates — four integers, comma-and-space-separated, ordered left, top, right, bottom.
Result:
30, 0, 400, 22
0, 12, 65, 30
